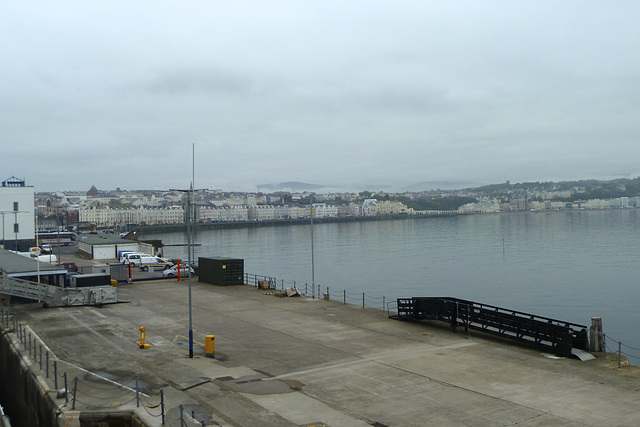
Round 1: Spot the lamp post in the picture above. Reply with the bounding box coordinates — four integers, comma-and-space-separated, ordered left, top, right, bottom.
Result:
56, 205, 61, 264
171, 185, 196, 358
310, 205, 315, 298
186, 187, 193, 358
0, 211, 10, 246
36, 209, 41, 284
35, 205, 49, 284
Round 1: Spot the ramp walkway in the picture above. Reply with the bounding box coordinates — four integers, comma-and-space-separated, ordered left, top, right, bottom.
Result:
0, 275, 55, 303
392, 296, 589, 356
0, 275, 119, 306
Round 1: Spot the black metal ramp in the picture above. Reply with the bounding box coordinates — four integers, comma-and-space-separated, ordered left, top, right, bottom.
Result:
391, 297, 589, 357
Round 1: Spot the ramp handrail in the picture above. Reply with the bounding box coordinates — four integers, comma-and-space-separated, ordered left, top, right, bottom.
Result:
0, 275, 54, 302
393, 296, 589, 356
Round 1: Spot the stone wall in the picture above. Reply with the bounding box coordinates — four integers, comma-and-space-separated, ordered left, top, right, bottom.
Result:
0, 330, 58, 426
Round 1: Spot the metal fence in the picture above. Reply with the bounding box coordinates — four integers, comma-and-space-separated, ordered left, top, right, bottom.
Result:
602, 333, 640, 367
244, 273, 394, 313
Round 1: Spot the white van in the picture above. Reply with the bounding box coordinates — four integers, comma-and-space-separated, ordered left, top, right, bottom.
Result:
139, 256, 173, 271
118, 250, 136, 262
122, 253, 143, 267
36, 254, 58, 264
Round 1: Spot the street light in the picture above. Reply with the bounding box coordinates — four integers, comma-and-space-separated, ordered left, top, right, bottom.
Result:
0, 211, 11, 246
310, 205, 315, 299
36, 207, 44, 285
170, 185, 199, 359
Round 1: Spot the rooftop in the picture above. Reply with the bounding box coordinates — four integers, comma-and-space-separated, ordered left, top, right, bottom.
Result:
76, 235, 138, 245
0, 249, 65, 276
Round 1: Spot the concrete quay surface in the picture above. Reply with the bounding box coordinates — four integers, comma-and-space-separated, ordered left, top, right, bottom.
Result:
9, 277, 640, 427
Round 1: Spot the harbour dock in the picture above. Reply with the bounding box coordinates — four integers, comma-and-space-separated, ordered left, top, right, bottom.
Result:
2, 273, 640, 426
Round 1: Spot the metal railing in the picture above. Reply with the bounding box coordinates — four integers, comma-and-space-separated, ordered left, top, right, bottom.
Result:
0, 308, 168, 424
0, 275, 54, 303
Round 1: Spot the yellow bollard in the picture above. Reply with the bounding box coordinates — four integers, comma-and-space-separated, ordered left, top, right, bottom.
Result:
205, 335, 215, 357
139, 326, 150, 349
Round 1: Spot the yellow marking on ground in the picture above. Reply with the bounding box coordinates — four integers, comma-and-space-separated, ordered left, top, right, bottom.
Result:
171, 335, 205, 347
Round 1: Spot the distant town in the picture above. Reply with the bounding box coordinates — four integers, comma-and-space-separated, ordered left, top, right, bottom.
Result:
3, 175, 640, 249
26, 176, 640, 232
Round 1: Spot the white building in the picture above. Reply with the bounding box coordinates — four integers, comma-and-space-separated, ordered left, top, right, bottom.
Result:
370, 200, 412, 215
312, 203, 339, 218
198, 206, 249, 222
0, 176, 35, 248
248, 205, 276, 221
585, 199, 609, 209
79, 206, 185, 227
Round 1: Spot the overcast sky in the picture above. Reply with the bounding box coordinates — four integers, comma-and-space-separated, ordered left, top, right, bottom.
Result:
2, 1, 639, 192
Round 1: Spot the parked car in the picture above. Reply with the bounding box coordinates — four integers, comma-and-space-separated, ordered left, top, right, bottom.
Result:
139, 256, 173, 271
162, 264, 195, 277
41, 244, 52, 254
59, 262, 78, 272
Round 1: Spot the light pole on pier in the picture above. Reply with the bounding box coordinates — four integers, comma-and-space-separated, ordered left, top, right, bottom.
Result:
171, 185, 203, 359
310, 204, 315, 298
0, 211, 10, 246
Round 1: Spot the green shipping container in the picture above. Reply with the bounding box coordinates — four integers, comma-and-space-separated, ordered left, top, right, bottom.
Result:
198, 257, 244, 285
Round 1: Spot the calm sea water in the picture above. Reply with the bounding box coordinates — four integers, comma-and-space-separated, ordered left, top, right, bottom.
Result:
142, 210, 640, 363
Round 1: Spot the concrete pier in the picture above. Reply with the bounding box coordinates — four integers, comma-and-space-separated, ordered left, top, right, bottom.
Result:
2, 278, 640, 426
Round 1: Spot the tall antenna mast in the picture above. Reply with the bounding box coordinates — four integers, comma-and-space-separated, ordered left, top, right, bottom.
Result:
192, 143, 195, 190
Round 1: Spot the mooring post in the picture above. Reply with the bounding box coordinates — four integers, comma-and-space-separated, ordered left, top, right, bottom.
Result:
46, 351, 49, 378
64, 373, 68, 403
590, 317, 603, 352
39, 344, 42, 370
362, 293, 365, 308
54, 361, 58, 389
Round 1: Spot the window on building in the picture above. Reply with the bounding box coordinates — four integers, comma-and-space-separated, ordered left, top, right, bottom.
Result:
14, 223, 19, 233
13, 202, 18, 211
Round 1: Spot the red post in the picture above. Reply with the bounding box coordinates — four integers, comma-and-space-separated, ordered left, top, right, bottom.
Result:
177, 259, 181, 281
